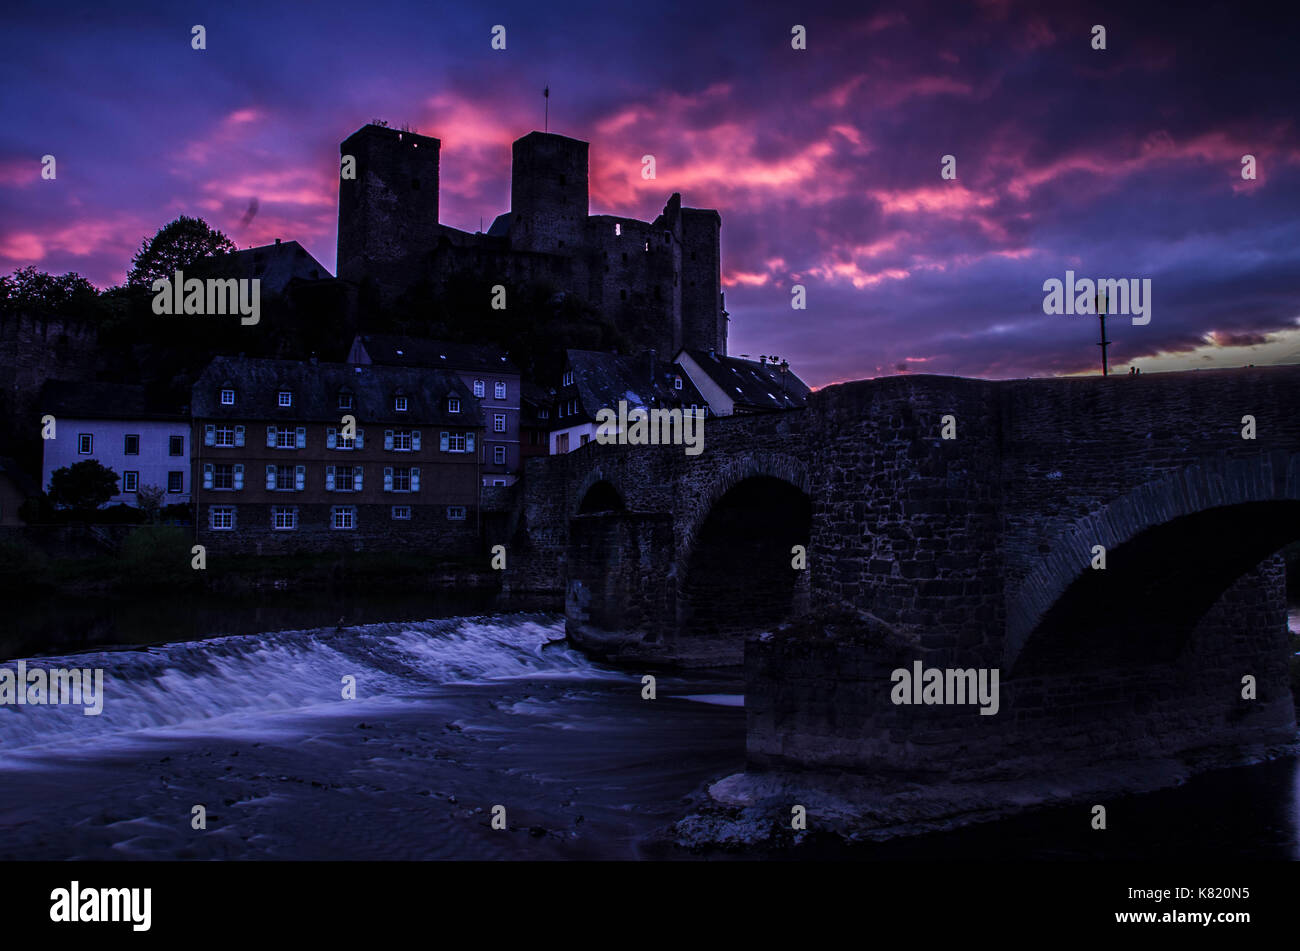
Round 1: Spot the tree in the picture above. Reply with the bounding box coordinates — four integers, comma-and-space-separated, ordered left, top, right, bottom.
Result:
127, 215, 236, 288
47, 459, 118, 515
136, 484, 166, 523
0, 265, 99, 315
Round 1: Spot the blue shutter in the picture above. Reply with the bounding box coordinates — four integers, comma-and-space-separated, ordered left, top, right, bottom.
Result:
466, 432, 475, 453
296, 427, 306, 449
233, 464, 244, 490
384, 467, 393, 492
355, 466, 364, 491
440, 432, 449, 452
326, 427, 337, 449
265, 465, 275, 490
412, 430, 422, 451
295, 465, 305, 491
326, 465, 335, 491
355, 428, 365, 449
204, 424, 215, 446
410, 467, 420, 493
203, 464, 213, 489
235, 425, 245, 447
384, 430, 393, 450
266, 426, 277, 448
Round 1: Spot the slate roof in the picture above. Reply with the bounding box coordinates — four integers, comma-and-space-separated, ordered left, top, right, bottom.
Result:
203, 240, 332, 294
193, 356, 483, 426
562, 350, 708, 424
683, 349, 810, 411
39, 380, 187, 420
353, 334, 519, 376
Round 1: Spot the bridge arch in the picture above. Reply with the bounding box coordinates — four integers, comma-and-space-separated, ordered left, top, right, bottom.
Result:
1005, 452, 1300, 669
674, 453, 813, 641
571, 467, 626, 518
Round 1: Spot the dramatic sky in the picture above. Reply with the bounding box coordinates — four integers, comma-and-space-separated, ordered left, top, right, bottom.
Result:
2, 0, 1298, 386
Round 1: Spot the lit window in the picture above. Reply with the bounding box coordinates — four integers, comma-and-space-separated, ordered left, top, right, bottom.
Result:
220, 389, 235, 405
395, 396, 408, 412
272, 506, 298, 530
332, 506, 356, 529
448, 397, 460, 414
278, 391, 292, 407
210, 506, 235, 530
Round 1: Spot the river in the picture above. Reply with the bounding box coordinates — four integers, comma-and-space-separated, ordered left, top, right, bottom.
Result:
0, 601, 1295, 860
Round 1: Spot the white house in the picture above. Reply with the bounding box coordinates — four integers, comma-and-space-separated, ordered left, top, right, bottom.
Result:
40, 381, 191, 506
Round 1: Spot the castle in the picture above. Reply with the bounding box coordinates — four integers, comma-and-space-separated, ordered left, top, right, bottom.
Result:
337, 124, 728, 358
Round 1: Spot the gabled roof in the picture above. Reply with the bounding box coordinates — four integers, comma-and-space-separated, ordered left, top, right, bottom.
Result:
193, 356, 482, 426
353, 334, 519, 375
682, 350, 810, 411
203, 240, 332, 295
39, 380, 186, 420
562, 350, 708, 423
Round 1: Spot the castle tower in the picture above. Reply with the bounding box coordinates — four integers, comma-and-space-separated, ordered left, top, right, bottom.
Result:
680, 207, 725, 354
508, 131, 588, 255
337, 124, 441, 286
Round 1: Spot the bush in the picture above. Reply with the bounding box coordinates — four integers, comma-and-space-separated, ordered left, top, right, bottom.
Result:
95, 503, 146, 525
119, 524, 196, 586
0, 534, 48, 589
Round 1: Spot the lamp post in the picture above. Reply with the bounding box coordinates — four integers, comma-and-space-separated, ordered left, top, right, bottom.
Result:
1096, 291, 1111, 376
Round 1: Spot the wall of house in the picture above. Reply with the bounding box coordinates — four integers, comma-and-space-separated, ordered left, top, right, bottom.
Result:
41, 418, 191, 505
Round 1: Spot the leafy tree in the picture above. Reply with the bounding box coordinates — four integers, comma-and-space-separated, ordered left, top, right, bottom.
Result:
47, 459, 118, 515
127, 215, 236, 288
0, 265, 99, 314
136, 484, 166, 523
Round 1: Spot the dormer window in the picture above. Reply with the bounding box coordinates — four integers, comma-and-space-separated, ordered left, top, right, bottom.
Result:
278, 391, 292, 407
674, 376, 683, 390
448, 397, 461, 414
338, 392, 353, 410
562, 370, 573, 387
220, 388, 235, 405
394, 396, 408, 412
473, 380, 485, 397
614, 223, 621, 237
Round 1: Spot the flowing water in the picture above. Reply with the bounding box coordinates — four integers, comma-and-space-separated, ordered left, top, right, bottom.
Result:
0, 605, 1295, 860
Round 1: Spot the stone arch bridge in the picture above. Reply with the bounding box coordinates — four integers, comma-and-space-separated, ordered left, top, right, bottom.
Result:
502, 366, 1300, 786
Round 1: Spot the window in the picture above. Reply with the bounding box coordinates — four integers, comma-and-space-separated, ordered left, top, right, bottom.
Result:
492, 479, 506, 486
169, 435, 184, 456
124, 434, 140, 455
392, 467, 411, 492
493, 446, 506, 465
674, 376, 683, 390
212, 464, 236, 490
168, 471, 184, 493
274, 466, 295, 491
614, 222, 621, 237
494, 381, 506, 399
447, 432, 466, 453
580, 434, 590, 446
473, 380, 485, 397
538, 409, 549, 419
332, 506, 355, 530
276, 428, 297, 449
448, 397, 460, 414
392, 505, 411, 520
210, 506, 235, 530
447, 506, 467, 521
123, 471, 139, 492
278, 391, 292, 407
562, 371, 573, 387
215, 425, 236, 447
556, 433, 569, 453
338, 392, 353, 410
394, 396, 408, 412
272, 506, 298, 530
220, 389, 235, 405
391, 430, 413, 451
494, 413, 506, 433
78, 434, 92, 454
332, 465, 360, 492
